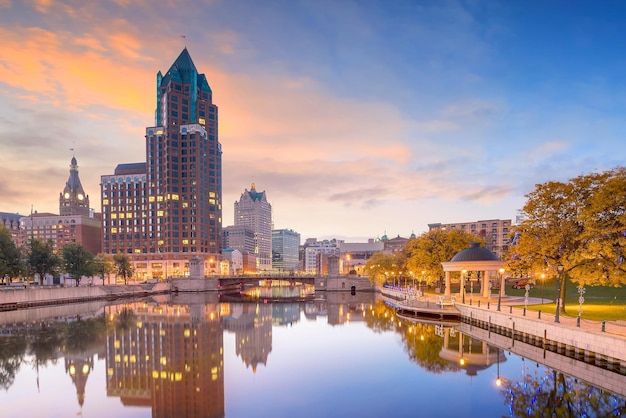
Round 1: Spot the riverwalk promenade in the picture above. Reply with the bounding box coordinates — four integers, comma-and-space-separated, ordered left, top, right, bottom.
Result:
381, 286, 626, 371
382, 287, 626, 338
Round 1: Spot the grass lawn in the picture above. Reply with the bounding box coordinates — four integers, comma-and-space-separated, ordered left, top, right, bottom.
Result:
507, 277, 626, 321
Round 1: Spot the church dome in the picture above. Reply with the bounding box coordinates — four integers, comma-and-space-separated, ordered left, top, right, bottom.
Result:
450, 242, 499, 262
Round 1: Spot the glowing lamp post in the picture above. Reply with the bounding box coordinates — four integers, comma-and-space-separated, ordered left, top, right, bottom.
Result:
555, 264, 564, 323
497, 268, 505, 311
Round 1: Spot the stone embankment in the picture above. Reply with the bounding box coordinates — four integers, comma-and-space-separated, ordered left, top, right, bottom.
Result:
380, 286, 626, 364
0, 282, 171, 311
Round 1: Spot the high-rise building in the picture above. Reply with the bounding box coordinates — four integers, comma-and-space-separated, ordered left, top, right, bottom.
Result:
271, 229, 300, 273
234, 184, 272, 271
101, 48, 222, 280
222, 225, 255, 255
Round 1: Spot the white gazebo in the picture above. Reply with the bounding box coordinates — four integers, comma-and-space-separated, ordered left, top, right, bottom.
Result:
440, 242, 505, 301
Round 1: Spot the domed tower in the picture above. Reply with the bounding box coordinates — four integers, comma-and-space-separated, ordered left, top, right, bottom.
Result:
60, 156, 90, 216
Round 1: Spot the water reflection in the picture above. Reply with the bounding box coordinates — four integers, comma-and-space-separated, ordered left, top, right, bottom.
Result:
106, 302, 224, 417
0, 294, 624, 417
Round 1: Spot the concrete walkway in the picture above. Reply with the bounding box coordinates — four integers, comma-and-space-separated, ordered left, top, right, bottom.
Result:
387, 288, 626, 339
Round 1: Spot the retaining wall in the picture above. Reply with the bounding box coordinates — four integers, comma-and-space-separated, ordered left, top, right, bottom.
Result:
457, 304, 626, 362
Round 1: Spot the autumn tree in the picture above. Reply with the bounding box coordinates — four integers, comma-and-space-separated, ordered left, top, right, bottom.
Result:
0, 226, 22, 284
575, 167, 626, 284
507, 167, 626, 313
404, 229, 482, 287
113, 252, 134, 285
93, 253, 115, 285
364, 252, 404, 287
26, 238, 60, 285
61, 243, 95, 286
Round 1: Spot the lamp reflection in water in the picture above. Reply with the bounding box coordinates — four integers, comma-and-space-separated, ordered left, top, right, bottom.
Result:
495, 347, 502, 387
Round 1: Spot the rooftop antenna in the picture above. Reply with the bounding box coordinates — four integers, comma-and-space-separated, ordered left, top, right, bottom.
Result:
181, 34, 187, 48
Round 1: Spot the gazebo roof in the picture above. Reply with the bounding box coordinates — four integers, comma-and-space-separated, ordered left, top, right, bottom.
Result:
450, 242, 499, 262
441, 242, 504, 272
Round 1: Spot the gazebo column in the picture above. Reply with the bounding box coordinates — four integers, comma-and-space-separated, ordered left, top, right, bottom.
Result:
481, 270, 490, 297
444, 271, 451, 297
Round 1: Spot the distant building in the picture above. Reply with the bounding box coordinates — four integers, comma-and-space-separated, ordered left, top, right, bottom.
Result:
100, 48, 223, 280
428, 219, 511, 259
242, 252, 257, 274
221, 248, 243, 275
223, 225, 255, 255
301, 238, 342, 274
19, 156, 102, 255
339, 240, 385, 275
0, 212, 25, 244
100, 162, 147, 261
234, 184, 272, 271
60, 157, 91, 217
272, 229, 300, 273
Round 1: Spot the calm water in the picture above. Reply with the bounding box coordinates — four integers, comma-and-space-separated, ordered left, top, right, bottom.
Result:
0, 289, 624, 418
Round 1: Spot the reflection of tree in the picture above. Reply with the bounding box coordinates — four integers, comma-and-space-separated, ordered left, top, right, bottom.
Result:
29, 322, 65, 369
400, 323, 456, 374
502, 364, 626, 417
362, 301, 400, 333
112, 307, 136, 332
0, 336, 27, 391
64, 316, 106, 354
363, 302, 458, 373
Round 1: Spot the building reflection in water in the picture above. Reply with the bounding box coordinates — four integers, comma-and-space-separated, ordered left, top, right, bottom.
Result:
225, 303, 272, 372
438, 326, 507, 377
65, 353, 95, 410
105, 302, 224, 418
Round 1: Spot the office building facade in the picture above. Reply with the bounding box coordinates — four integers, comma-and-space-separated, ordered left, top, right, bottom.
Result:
271, 229, 300, 273
428, 219, 511, 259
233, 184, 272, 271
101, 48, 222, 280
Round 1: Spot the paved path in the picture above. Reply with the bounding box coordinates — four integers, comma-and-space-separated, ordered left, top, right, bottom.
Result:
387, 288, 626, 338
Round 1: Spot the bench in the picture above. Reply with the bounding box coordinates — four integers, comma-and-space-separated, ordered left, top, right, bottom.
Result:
438, 296, 456, 307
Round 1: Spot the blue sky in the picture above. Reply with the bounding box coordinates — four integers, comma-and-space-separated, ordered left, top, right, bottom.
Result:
1, 0, 625, 242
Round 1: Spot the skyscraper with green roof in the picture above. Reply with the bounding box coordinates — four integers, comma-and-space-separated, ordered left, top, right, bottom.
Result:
101, 48, 222, 279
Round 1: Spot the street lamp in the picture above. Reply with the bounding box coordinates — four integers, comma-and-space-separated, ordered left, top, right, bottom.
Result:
497, 268, 505, 311
540, 273, 546, 304
555, 264, 564, 323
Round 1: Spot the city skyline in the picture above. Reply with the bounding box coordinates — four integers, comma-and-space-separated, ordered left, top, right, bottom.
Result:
1, 1, 626, 242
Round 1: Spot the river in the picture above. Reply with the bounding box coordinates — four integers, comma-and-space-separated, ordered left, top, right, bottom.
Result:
0, 290, 623, 417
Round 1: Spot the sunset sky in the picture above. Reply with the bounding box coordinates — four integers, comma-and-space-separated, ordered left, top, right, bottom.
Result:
1, 0, 625, 242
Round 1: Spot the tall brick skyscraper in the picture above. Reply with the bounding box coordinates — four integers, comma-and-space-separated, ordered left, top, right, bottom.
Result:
101, 49, 222, 280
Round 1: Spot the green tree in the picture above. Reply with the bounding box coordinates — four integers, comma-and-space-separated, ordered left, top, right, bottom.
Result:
113, 252, 134, 285
0, 226, 22, 284
61, 243, 95, 287
404, 229, 481, 287
507, 168, 626, 313
26, 238, 60, 285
